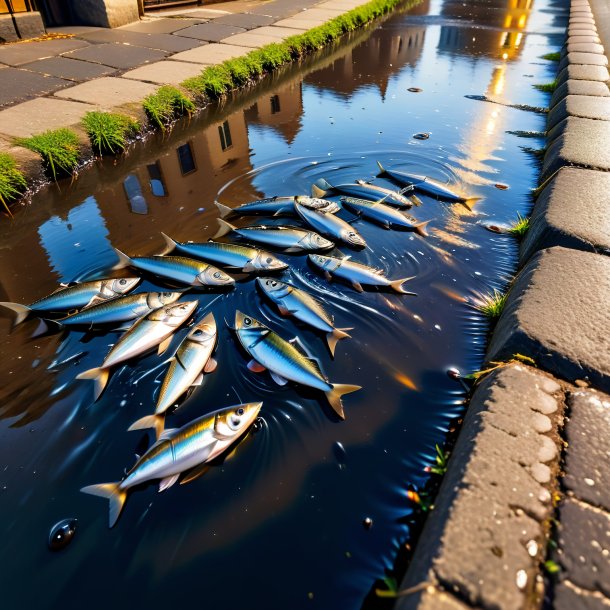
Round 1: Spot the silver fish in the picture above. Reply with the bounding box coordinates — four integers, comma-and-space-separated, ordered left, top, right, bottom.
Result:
214, 219, 335, 252
215, 195, 340, 218
294, 201, 366, 249
234, 311, 360, 418
161, 233, 287, 273
312, 178, 416, 208
308, 254, 416, 294
82, 402, 262, 527
76, 300, 198, 401
256, 278, 351, 357
0, 277, 141, 326
113, 249, 234, 287
340, 196, 430, 236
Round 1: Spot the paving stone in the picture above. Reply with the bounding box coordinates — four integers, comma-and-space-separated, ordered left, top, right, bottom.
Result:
555, 582, 610, 610
557, 63, 610, 85
0, 67, 71, 108
520, 167, 610, 261
550, 79, 610, 107
0, 97, 95, 139
120, 18, 205, 34
273, 16, 329, 29
221, 25, 307, 47
45, 25, 103, 35
77, 28, 202, 52
121, 60, 204, 85
566, 41, 606, 54
563, 389, 610, 510
62, 43, 168, 70
543, 116, 610, 178
21, 56, 116, 82
487, 247, 610, 391
396, 364, 563, 610
53, 76, 157, 108
176, 22, 247, 42
211, 13, 276, 29
547, 94, 610, 130
558, 52, 609, 72
398, 587, 470, 610
0, 39, 92, 67
169, 43, 251, 64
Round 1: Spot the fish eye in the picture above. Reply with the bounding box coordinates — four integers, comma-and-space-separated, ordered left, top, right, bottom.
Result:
163, 292, 172, 297
271, 281, 277, 287
266, 257, 272, 264
244, 317, 252, 326
119, 279, 127, 285
213, 271, 222, 279
236, 408, 244, 416
193, 329, 203, 336
348, 232, 356, 237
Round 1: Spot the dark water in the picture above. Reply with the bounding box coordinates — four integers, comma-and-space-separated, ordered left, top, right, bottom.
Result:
0, 1, 565, 608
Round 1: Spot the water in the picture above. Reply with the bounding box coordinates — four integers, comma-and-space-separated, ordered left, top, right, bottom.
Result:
0, 0, 565, 608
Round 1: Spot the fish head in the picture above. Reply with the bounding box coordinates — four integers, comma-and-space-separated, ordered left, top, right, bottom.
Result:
214, 402, 263, 441
303, 231, 335, 251
296, 196, 340, 214
256, 277, 292, 300
198, 266, 234, 286
308, 253, 339, 271
104, 277, 141, 297
150, 300, 198, 326
249, 251, 288, 272
340, 227, 366, 248
148, 292, 182, 308
186, 311, 217, 345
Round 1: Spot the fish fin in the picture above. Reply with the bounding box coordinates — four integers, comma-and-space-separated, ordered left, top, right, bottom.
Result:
272, 207, 292, 217
277, 304, 294, 316
376, 160, 387, 176
159, 232, 178, 256
462, 197, 482, 209
352, 281, 364, 292
191, 373, 204, 386
203, 357, 217, 374
242, 261, 256, 273
180, 463, 211, 485
158, 428, 179, 442
389, 277, 417, 295
157, 336, 172, 356
213, 218, 236, 239
270, 371, 289, 386
81, 482, 127, 528
76, 367, 110, 401
215, 201, 233, 218
128, 414, 165, 440
0, 302, 31, 326
411, 219, 431, 237
408, 194, 423, 207
112, 248, 132, 271
324, 271, 333, 282
31, 318, 63, 338
325, 384, 361, 419
247, 359, 266, 373
158, 474, 180, 493
311, 183, 327, 198
326, 327, 352, 358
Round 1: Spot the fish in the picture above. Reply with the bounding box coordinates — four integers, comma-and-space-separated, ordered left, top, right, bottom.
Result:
213, 219, 335, 252
113, 249, 234, 288
215, 195, 340, 218
256, 277, 351, 357
376, 161, 470, 203
311, 178, 416, 208
308, 254, 416, 294
160, 233, 288, 273
82, 402, 262, 527
76, 300, 198, 401
233, 311, 360, 418
294, 201, 366, 249
0, 277, 141, 326
340, 196, 431, 236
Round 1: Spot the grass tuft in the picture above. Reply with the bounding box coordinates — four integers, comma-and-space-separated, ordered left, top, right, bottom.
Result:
507, 213, 530, 238
82, 111, 140, 155
476, 288, 508, 318
16, 128, 80, 180
143, 85, 195, 129
0, 153, 27, 216
541, 51, 561, 61
534, 80, 558, 93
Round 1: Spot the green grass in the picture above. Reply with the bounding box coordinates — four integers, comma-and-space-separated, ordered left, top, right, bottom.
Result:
541, 51, 561, 61
0, 152, 27, 217
508, 213, 530, 238
534, 80, 558, 93
143, 85, 195, 129
82, 111, 140, 155
16, 128, 80, 180
476, 289, 508, 318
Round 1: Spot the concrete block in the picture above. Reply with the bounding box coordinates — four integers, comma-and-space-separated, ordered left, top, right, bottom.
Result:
54, 76, 157, 108
211, 14, 276, 29
0, 67, 70, 108
558, 52, 608, 73
169, 43, 251, 65
120, 18, 205, 34
566, 42, 606, 54
69, 0, 140, 28
487, 247, 610, 391
0, 15, 18, 43
21, 56, 116, 82
78, 28, 201, 52
221, 25, 307, 48
547, 94, 610, 130
550, 79, 610, 107
520, 167, 610, 261
396, 364, 563, 610
121, 60, 204, 85
557, 63, 610, 86
12, 12, 46, 39
568, 27, 599, 37
567, 34, 602, 45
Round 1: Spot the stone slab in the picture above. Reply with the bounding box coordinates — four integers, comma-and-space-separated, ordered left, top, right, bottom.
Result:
53, 76, 157, 108
0, 39, 91, 67
0, 97, 95, 139
567, 34, 602, 45
62, 43, 168, 70
569, 18, 597, 26
557, 63, 610, 85
568, 27, 599, 37
121, 60, 204, 85
563, 389, 610, 510
400, 588, 470, 610
211, 13, 276, 29
487, 247, 610, 391
0, 67, 70, 108
21, 56, 116, 82
77, 28, 202, 52
317, 0, 367, 10
520, 167, 610, 261
176, 22, 248, 42
558, 52, 609, 72
0, 14, 19, 43
566, 42, 606, 54
547, 94, 610, 130
555, 582, 610, 610
273, 16, 332, 28
120, 18, 205, 34
169, 42, 251, 64
543, 116, 610, 178
221, 26, 307, 47
11, 12, 46, 40
396, 364, 563, 610
550, 79, 610, 107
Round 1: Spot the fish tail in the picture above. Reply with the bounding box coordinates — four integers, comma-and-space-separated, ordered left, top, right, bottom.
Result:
409, 194, 423, 207
310, 184, 327, 198
213, 218, 236, 239
376, 160, 387, 176
389, 277, 417, 295
215, 201, 233, 218
112, 248, 133, 271
326, 327, 353, 358
159, 232, 177, 256
413, 219, 431, 237
128, 413, 165, 441
0, 302, 31, 326
325, 383, 361, 419
75, 367, 110, 401
81, 482, 127, 528
462, 197, 482, 209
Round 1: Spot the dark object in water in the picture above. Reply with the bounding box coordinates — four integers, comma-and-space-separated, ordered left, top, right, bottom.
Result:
363, 517, 373, 529
413, 133, 430, 140
494, 183, 509, 190
48, 518, 78, 551
407, 87, 423, 93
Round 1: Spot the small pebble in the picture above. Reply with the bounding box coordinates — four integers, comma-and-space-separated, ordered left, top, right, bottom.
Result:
48, 518, 78, 551
408, 87, 423, 92
363, 517, 373, 529
413, 132, 430, 140
494, 183, 509, 190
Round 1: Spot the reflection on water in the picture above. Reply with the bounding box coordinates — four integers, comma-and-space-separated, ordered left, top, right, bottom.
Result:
0, 0, 564, 608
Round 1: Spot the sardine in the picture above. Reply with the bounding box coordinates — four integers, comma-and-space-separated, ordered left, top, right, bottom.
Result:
214, 219, 335, 252
0, 277, 140, 326
294, 201, 366, 249
308, 254, 416, 294
340, 196, 430, 236
76, 300, 198, 400
256, 277, 351, 357
312, 178, 415, 208
160, 233, 288, 273
215, 195, 340, 218
234, 311, 360, 418
82, 402, 262, 527
113, 249, 234, 287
